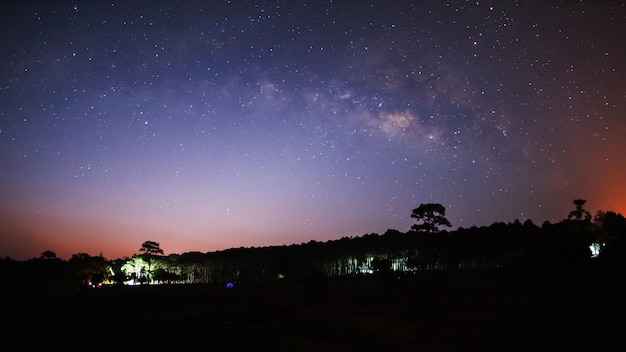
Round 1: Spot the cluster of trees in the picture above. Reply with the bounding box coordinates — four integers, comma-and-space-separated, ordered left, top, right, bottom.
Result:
2, 200, 625, 289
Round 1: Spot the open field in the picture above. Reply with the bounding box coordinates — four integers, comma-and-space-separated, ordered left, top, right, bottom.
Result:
2, 267, 624, 351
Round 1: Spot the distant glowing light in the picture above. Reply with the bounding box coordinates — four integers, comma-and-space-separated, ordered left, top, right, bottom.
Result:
590, 243, 602, 258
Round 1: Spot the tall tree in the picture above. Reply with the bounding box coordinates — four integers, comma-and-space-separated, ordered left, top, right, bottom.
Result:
40, 250, 59, 260
139, 241, 164, 256
568, 199, 592, 221
410, 203, 452, 234
138, 241, 164, 283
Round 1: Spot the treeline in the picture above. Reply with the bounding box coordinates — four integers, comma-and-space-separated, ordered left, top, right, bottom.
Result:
135, 213, 625, 285
2, 204, 626, 290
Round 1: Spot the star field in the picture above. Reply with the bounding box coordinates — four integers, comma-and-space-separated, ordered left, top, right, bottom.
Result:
1, 1, 625, 260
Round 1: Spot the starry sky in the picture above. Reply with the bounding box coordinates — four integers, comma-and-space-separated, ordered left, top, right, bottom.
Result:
1, 1, 625, 260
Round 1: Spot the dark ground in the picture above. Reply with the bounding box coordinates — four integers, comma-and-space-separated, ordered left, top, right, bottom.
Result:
2, 266, 624, 351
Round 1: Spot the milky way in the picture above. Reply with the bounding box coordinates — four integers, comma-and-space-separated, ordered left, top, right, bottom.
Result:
1, 1, 625, 260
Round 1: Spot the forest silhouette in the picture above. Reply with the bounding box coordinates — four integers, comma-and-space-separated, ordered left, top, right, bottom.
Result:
1, 199, 625, 350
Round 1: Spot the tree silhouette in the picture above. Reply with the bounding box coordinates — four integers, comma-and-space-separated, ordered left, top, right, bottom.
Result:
371, 257, 392, 274
410, 203, 452, 234
151, 267, 180, 284
69, 252, 109, 287
139, 241, 164, 256
567, 199, 592, 221
108, 258, 129, 286
139, 241, 164, 283
40, 250, 59, 260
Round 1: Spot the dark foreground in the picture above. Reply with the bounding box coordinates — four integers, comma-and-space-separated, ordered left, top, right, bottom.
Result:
2, 266, 624, 351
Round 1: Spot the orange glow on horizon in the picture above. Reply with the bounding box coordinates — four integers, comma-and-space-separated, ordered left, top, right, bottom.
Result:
592, 177, 626, 217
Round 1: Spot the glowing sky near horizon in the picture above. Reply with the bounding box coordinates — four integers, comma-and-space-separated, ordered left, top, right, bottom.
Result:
1, 1, 625, 260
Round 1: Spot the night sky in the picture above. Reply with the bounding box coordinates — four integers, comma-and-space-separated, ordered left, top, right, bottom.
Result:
1, 1, 625, 260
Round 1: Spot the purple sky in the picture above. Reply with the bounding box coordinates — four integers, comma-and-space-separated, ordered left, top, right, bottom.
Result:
1, 1, 625, 260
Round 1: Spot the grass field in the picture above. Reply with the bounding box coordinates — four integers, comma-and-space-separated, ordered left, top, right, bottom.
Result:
2, 266, 624, 351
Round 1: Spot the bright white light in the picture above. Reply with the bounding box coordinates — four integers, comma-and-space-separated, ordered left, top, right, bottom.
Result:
589, 243, 602, 258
